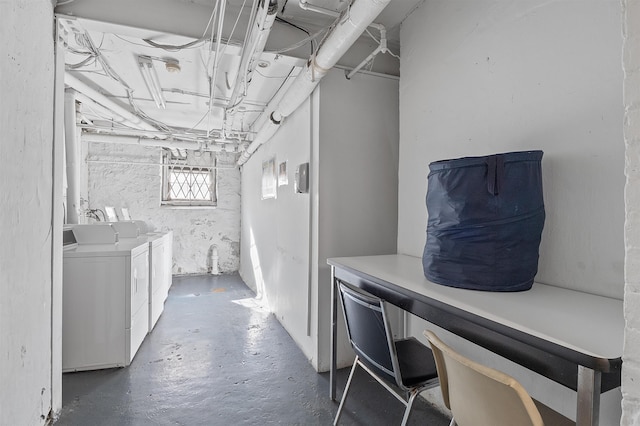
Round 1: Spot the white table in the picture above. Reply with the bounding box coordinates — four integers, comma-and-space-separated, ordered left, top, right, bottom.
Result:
328, 254, 623, 426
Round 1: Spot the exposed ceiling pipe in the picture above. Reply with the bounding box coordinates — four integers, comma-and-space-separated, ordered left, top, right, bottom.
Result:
65, 72, 159, 133
298, 0, 340, 17
82, 133, 231, 152
226, 0, 278, 113
207, 0, 226, 137
297, 2, 397, 80
74, 92, 134, 128
346, 24, 394, 79
77, 124, 249, 146
237, 0, 391, 166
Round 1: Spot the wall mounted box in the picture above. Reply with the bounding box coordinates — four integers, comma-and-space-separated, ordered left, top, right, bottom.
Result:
295, 162, 309, 193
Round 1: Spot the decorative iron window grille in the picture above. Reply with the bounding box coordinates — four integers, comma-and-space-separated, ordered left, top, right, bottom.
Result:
162, 150, 217, 206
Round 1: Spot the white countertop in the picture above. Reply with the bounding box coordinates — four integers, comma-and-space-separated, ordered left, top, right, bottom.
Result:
329, 254, 624, 360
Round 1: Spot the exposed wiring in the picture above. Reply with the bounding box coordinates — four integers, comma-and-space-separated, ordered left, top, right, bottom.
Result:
223, 0, 259, 113
253, 67, 298, 79
185, 110, 213, 134
66, 45, 92, 56
78, 30, 132, 90
139, 0, 223, 52
247, 66, 297, 130
275, 16, 315, 55
66, 55, 97, 69
143, 37, 206, 52
311, 8, 344, 58
265, 26, 326, 54
219, 0, 251, 57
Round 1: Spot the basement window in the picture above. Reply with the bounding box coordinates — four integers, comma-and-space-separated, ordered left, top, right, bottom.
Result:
161, 150, 217, 207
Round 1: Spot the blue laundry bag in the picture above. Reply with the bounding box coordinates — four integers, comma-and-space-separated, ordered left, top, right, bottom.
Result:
422, 151, 545, 291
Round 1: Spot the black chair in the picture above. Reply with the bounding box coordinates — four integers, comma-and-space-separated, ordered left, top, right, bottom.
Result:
334, 281, 440, 425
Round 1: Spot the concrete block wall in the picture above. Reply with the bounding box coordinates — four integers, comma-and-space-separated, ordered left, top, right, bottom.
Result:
87, 142, 241, 274
623, 0, 640, 424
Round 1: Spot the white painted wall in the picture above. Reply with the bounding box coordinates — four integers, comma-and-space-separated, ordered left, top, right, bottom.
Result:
315, 70, 399, 371
399, 1, 624, 423
0, 1, 55, 424
240, 96, 314, 354
87, 143, 241, 274
239, 68, 399, 370
622, 0, 640, 424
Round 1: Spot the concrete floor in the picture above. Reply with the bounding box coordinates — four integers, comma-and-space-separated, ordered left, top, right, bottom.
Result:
55, 274, 450, 425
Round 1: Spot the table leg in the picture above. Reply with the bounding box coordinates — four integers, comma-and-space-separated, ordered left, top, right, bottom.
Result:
330, 266, 337, 401
576, 365, 601, 426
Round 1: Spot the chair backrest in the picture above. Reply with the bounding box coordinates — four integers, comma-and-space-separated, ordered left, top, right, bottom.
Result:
338, 282, 400, 386
424, 330, 544, 426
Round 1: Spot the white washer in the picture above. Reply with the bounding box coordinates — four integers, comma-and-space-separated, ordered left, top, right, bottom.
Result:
62, 224, 149, 372
111, 221, 169, 332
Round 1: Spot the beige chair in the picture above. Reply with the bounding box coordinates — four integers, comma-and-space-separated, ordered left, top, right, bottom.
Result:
424, 330, 575, 426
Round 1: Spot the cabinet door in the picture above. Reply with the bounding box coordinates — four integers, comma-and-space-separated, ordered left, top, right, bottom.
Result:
131, 249, 149, 315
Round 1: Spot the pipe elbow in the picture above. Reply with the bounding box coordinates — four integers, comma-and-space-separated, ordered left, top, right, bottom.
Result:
267, 0, 278, 14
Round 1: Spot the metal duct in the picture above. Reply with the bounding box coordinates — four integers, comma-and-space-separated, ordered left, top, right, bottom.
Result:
237, 0, 391, 166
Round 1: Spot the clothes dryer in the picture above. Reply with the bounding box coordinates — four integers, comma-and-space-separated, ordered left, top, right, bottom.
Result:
62, 224, 149, 372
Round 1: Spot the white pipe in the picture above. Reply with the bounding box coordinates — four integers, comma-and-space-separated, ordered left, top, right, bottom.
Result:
75, 92, 126, 125
82, 133, 228, 152
237, 0, 391, 166
226, 0, 278, 112
345, 44, 383, 79
346, 26, 389, 79
87, 159, 237, 169
298, 0, 386, 30
207, 0, 226, 137
77, 124, 250, 142
209, 245, 219, 275
298, 0, 340, 17
236, 113, 280, 163
64, 89, 81, 224
65, 72, 158, 132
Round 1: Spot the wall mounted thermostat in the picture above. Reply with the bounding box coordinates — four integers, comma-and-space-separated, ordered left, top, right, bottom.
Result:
295, 163, 309, 193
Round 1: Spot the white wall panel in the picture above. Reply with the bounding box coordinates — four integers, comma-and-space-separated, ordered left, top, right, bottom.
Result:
399, 1, 624, 423
0, 1, 55, 424
398, 0, 624, 298
239, 96, 313, 357
239, 68, 400, 370
316, 70, 399, 371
